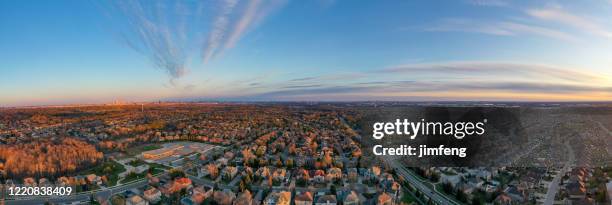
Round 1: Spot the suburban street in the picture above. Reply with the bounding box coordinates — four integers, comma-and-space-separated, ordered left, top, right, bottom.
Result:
3, 174, 162, 205
543, 141, 575, 205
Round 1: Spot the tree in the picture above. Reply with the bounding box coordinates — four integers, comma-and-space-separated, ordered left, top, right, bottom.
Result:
471, 195, 483, 205
207, 164, 219, 179
180, 188, 187, 198
286, 158, 294, 168
169, 169, 185, 179
441, 182, 453, 194
239, 180, 246, 192
595, 186, 607, 202
456, 190, 468, 203
256, 146, 266, 157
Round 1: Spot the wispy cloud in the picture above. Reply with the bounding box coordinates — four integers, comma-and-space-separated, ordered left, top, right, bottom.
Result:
112, 0, 192, 79
380, 61, 603, 83
465, 0, 509, 7
289, 77, 318, 82
247, 81, 612, 101
427, 18, 579, 42
106, 0, 286, 81
214, 0, 286, 60
242, 61, 611, 101
202, 0, 239, 64
526, 7, 612, 39
203, 0, 286, 63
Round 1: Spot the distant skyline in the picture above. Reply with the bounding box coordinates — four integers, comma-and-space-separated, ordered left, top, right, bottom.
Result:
1, 0, 612, 106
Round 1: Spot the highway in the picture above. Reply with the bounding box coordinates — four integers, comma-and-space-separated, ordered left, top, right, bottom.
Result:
381, 156, 461, 205
337, 115, 461, 205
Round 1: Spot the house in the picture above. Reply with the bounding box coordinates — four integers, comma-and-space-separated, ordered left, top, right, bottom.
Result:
326, 168, 342, 182
313, 170, 326, 184
225, 152, 235, 160
370, 166, 381, 177
126, 195, 148, 205
347, 168, 358, 182
213, 189, 237, 205
23, 177, 37, 186
166, 177, 193, 194
315, 195, 337, 205
217, 158, 229, 166
264, 191, 291, 205
294, 191, 314, 205
376, 193, 393, 205
56, 177, 70, 186
257, 167, 271, 178
272, 168, 287, 182
504, 186, 526, 203
493, 193, 513, 205
343, 191, 360, 205
566, 181, 586, 199
193, 185, 214, 199
143, 187, 161, 203
38, 178, 51, 186
86, 174, 102, 185
234, 190, 253, 205
222, 166, 239, 180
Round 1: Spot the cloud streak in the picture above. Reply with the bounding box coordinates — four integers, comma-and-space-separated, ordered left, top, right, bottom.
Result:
526, 7, 612, 39
465, 0, 509, 7
202, 0, 239, 64
427, 18, 579, 42
380, 61, 603, 83
106, 0, 285, 81
240, 61, 611, 101
247, 81, 612, 101
203, 0, 286, 63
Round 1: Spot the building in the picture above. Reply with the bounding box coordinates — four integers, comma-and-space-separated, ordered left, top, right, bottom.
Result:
494, 193, 513, 205
222, 166, 239, 180
193, 185, 214, 200
376, 193, 393, 205
343, 191, 360, 205
143, 187, 162, 203
126, 195, 148, 205
234, 190, 254, 205
294, 191, 314, 205
264, 191, 292, 205
315, 195, 337, 205
214, 189, 237, 205
142, 144, 184, 160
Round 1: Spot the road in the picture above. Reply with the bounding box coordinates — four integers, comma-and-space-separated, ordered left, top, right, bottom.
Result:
382, 156, 461, 205
543, 140, 575, 205
337, 114, 460, 205
590, 117, 612, 156
4, 173, 164, 205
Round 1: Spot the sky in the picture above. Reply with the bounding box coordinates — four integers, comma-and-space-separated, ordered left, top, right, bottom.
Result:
1, 0, 612, 106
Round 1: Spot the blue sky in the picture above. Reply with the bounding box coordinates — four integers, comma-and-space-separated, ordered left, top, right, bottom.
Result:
1, 0, 612, 106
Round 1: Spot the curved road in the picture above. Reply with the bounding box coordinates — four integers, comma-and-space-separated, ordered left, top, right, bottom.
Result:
4, 173, 164, 205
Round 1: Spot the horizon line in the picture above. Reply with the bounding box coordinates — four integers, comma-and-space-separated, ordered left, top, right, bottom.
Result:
3, 99, 612, 109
